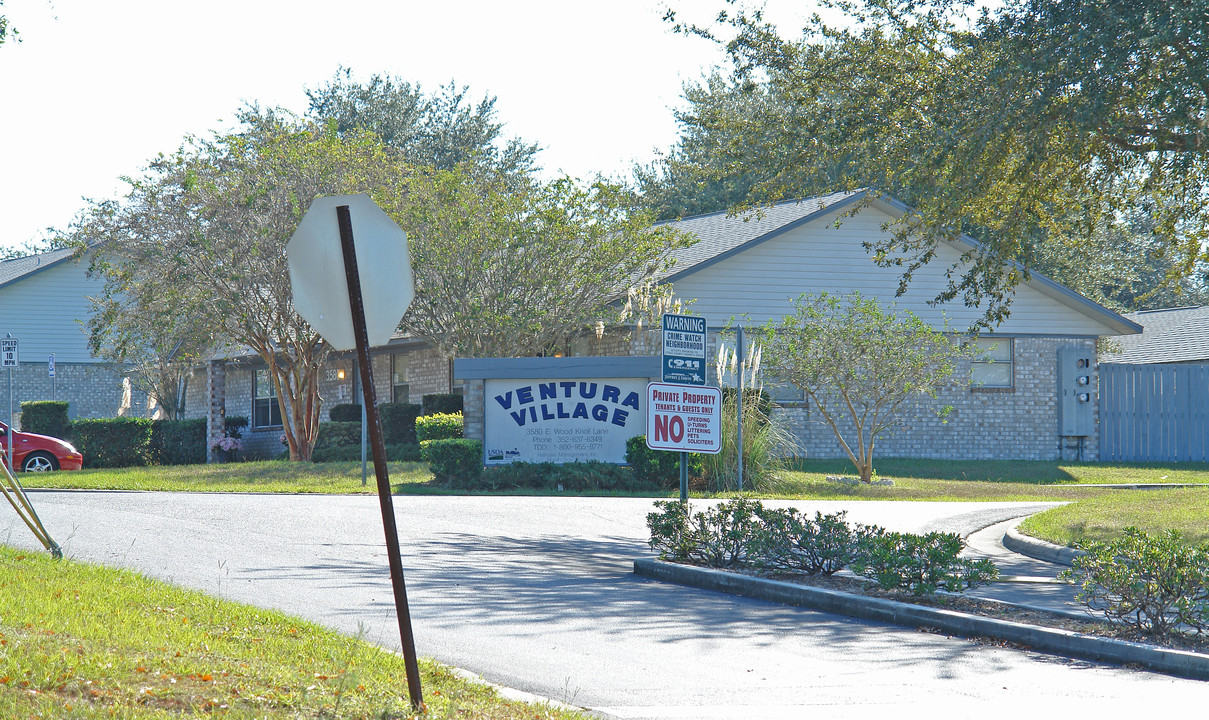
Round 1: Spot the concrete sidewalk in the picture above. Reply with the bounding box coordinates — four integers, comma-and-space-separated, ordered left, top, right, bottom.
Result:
962, 517, 1092, 620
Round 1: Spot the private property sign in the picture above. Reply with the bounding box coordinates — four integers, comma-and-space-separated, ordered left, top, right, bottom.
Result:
645, 382, 722, 453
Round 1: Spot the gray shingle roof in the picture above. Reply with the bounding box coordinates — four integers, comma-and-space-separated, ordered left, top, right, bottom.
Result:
1107, 306, 1209, 363
0, 247, 81, 289
656, 190, 864, 281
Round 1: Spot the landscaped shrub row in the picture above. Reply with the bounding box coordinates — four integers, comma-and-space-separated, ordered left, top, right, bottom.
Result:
310, 420, 421, 463
646, 498, 999, 595
1061, 527, 1209, 636
327, 403, 423, 446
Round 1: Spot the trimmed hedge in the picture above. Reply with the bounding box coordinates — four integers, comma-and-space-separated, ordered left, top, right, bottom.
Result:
625, 435, 704, 490
19, 401, 70, 439
416, 412, 463, 442
149, 418, 207, 466
329, 403, 361, 422
422, 393, 463, 416
380, 402, 422, 445
70, 418, 154, 468
420, 438, 482, 486
477, 461, 637, 492
310, 443, 422, 463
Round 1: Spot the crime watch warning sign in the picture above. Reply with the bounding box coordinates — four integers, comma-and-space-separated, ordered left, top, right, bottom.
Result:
645, 382, 722, 454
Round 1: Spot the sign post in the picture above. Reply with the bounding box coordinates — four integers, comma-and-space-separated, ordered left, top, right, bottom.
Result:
2, 336, 17, 470
287, 194, 422, 710
48, 353, 55, 402
660, 314, 708, 501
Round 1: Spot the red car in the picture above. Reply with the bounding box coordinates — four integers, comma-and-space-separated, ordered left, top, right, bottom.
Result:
0, 422, 83, 472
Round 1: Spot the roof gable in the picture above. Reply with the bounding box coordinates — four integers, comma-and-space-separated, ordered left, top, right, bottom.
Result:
658, 191, 1140, 337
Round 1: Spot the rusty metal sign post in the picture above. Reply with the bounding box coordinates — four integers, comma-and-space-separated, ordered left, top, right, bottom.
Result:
287, 194, 421, 711
335, 205, 423, 710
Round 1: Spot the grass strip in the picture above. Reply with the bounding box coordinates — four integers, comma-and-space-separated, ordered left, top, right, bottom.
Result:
18, 461, 436, 495
1017, 487, 1209, 547
0, 545, 590, 719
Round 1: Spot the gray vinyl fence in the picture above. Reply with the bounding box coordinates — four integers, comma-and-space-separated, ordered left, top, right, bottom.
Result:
1099, 363, 1209, 463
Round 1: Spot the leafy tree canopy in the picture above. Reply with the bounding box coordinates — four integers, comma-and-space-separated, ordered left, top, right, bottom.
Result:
305, 68, 540, 177
652, 0, 1209, 324
78, 111, 405, 459
397, 165, 696, 359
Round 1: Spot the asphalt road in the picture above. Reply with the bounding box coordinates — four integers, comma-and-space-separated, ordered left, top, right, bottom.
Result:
4, 491, 1206, 718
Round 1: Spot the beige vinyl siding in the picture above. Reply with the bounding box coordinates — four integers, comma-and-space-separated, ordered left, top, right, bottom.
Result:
0, 256, 103, 363
672, 204, 1121, 337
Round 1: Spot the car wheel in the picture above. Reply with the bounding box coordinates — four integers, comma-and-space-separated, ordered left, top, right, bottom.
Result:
21, 452, 58, 472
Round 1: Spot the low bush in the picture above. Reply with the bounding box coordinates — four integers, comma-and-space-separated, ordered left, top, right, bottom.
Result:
380, 402, 422, 445
647, 498, 999, 596
69, 418, 154, 468
310, 443, 422, 463
416, 412, 463, 442
19, 401, 69, 439
647, 497, 766, 569
422, 393, 463, 416
478, 461, 634, 492
755, 509, 862, 576
149, 418, 206, 466
224, 415, 249, 439
625, 436, 703, 489
329, 403, 361, 422
851, 529, 999, 595
420, 438, 482, 486
1060, 527, 1209, 636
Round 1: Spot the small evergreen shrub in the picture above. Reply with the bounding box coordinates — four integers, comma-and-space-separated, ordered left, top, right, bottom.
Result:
754, 509, 862, 576
313, 421, 361, 451
329, 403, 361, 422
477, 461, 634, 492
422, 393, 464, 416
851, 529, 999, 595
380, 402, 422, 445
1060, 527, 1209, 636
421, 438, 482, 486
19, 401, 70, 439
646, 497, 765, 569
69, 418, 154, 468
647, 499, 999, 596
149, 418, 206, 466
416, 412, 463, 442
310, 443, 422, 463
625, 435, 703, 489
224, 415, 249, 439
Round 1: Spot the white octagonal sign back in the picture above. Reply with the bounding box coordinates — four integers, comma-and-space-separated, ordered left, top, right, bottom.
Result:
287, 194, 414, 351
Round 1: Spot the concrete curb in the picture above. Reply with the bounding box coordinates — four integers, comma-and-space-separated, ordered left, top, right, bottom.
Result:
1002, 527, 1085, 566
634, 557, 1209, 682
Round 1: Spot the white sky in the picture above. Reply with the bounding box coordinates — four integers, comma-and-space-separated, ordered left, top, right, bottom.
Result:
0, 0, 816, 252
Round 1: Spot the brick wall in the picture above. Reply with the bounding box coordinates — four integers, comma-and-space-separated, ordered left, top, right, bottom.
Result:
2, 362, 153, 428
772, 336, 1098, 461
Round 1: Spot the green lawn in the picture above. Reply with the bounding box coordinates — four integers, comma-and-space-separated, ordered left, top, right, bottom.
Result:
1017, 487, 1209, 547
0, 545, 590, 719
17, 456, 1209, 547
18, 460, 436, 495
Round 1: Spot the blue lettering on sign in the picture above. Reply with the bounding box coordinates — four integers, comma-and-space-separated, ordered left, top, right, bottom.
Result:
498, 380, 639, 428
